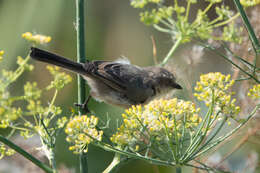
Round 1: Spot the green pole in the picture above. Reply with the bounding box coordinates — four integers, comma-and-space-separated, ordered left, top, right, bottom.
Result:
76, 0, 88, 172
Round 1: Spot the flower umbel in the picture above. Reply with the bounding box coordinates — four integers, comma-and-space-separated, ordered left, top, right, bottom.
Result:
111, 99, 201, 160
194, 72, 240, 117
248, 84, 260, 99
0, 144, 15, 159
22, 32, 51, 45
240, 0, 260, 7
46, 66, 72, 90
109, 72, 243, 164
65, 115, 103, 154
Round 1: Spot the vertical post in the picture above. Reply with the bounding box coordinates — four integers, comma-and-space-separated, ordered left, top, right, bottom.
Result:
76, 0, 88, 172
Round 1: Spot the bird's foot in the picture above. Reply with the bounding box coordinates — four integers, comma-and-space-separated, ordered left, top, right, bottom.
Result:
74, 102, 90, 113
74, 95, 91, 113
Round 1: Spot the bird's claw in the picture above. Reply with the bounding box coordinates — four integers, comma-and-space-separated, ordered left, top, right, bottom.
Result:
74, 102, 90, 113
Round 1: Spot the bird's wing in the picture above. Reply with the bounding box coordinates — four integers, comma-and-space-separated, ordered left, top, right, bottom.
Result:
84, 61, 155, 104
88, 61, 145, 92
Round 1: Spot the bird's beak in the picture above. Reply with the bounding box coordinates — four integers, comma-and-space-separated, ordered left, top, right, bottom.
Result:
173, 82, 182, 89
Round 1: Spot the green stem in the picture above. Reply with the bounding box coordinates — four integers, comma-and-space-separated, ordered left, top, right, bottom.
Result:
0, 135, 53, 173
160, 36, 182, 66
233, 0, 260, 54
202, 2, 213, 15
1, 55, 30, 90
84, 133, 177, 167
179, 114, 186, 156
181, 90, 215, 161
185, 0, 191, 21
76, 0, 87, 113
161, 19, 174, 29
163, 120, 176, 161
8, 125, 30, 132
221, 43, 257, 70
176, 166, 182, 173
193, 105, 259, 158
103, 153, 121, 173
76, 0, 88, 172
212, 13, 240, 28
99, 143, 176, 167
48, 89, 59, 121
235, 77, 251, 81
197, 41, 260, 83
153, 24, 173, 33
83, 132, 227, 171
191, 2, 213, 27
134, 117, 164, 157
191, 160, 230, 173
49, 148, 57, 173
233, 0, 260, 75
173, 115, 180, 160
189, 116, 227, 161
208, 16, 222, 26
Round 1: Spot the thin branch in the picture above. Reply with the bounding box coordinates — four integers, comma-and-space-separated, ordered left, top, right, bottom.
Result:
197, 41, 260, 83
233, 0, 260, 54
193, 105, 259, 158
160, 36, 182, 66
0, 135, 53, 173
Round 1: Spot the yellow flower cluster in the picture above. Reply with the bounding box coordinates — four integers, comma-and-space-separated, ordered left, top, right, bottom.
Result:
194, 72, 234, 93
0, 50, 4, 62
17, 56, 34, 71
65, 115, 103, 154
240, 0, 260, 7
46, 65, 72, 90
131, 0, 162, 8
194, 72, 240, 116
248, 84, 260, 99
111, 98, 201, 147
0, 144, 15, 159
22, 32, 51, 44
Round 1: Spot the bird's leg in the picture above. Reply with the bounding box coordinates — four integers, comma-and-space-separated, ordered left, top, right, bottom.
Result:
74, 95, 91, 113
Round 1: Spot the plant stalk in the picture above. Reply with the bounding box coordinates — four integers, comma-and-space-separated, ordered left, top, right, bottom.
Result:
0, 135, 53, 173
176, 166, 182, 173
103, 153, 121, 173
160, 36, 182, 66
76, 0, 88, 172
233, 0, 260, 54
49, 148, 58, 173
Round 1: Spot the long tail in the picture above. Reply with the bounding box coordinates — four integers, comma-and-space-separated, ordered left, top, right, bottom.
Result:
30, 47, 87, 75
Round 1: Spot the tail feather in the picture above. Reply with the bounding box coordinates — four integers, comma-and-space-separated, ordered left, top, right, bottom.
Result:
30, 47, 87, 75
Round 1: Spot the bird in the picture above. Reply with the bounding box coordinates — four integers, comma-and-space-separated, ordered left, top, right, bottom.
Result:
30, 47, 182, 111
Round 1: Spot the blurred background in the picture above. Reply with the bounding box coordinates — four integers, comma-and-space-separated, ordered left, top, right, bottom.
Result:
0, 0, 259, 172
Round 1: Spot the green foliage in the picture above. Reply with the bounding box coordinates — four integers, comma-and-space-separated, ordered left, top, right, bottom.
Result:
65, 115, 103, 154
130, 0, 163, 8
248, 84, 260, 99
0, 33, 71, 168
131, 0, 244, 46
140, 7, 174, 25
46, 66, 72, 90
240, 0, 260, 7
0, 144, 15, 159
65, 72, 258, 170
0, 1, 259, 172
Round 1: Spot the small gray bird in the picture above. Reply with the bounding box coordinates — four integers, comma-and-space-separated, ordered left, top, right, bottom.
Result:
30, 47, 182, 110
